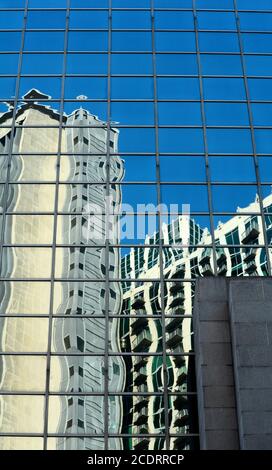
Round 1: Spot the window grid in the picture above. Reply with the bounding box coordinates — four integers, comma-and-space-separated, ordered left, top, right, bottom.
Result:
0, 0, 272, 452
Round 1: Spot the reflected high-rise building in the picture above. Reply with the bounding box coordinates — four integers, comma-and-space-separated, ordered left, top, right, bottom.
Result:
120, 193, 272, 450
0, 90, 125, 450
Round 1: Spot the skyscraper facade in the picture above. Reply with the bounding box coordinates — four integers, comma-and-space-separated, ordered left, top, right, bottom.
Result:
0, 0, 272, 451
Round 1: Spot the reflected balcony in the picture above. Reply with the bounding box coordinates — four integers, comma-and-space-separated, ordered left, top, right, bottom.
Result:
174, 411, 189, 429
134, 413, 148, 426
169, 294, 185, 310
132, 329, 152, 352
243, 247, 257, 263
173, 436, 191, 450
134, 355, 148, 373
241, 220, 260, 244
166, 327, 183, 350
245, 259, 257, 274
166, 316, 183, 333
131, 316, 148, 336
134, 433, 149, 451
132, 297, 145, 310
134, 372, 147, 387
174, 395, 188, 411
176, 371, 187, 386
134, 397, 149, 413
201, 263, 213, 276
199, 247, 212, 266
218, 262, 227, 276
170, 283, 184, 295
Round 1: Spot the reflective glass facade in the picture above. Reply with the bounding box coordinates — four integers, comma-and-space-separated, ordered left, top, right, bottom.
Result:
0, 0, 272, 451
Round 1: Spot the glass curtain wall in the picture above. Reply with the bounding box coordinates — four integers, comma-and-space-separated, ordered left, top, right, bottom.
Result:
0, 0, 272, 450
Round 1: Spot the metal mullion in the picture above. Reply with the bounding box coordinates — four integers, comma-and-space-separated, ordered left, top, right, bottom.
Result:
192, 1, 218, 276
42, 0, 70, 451
0, 2, 28, 289
150, 0, 170, 451
233, 0, 272, 276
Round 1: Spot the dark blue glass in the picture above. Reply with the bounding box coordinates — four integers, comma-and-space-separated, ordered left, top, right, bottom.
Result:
0, 32, 21, 51
207, 129, 253, 154
199, 32, 239, 52
209, 157, 255, 182
22, 54, 63, 74
64, 78, 107, 99
0, 78, 16, 98
255, 130, 272, 154
111, 54, 153, 74
155, 32, 196, 52
0, 54, 19, 74
203, 78, 246, 100
197, 12, 237, 30
24, 32, 65, 51
201, 54, 243, 76
112, 11, 151, 29
0, 11, 23, 29
196, 0, 233, 8
248, 79, 272, 101
161, 185, 209, 212
111, 77, 153, 99
212, 186, 259, 213
112, 32, 152, 51
27, 11, 66, 29
159, 129, 204, 154
259, 157, 272, 182
157, 78, 200, 99
69, 11, 108, 29
237, 0, 272, 10
155, 12, 194, 30
252, 104, 272, 126
245, 55, 272, 76
111, 102, 154, 125
68, 32, 108, 51
158, 103, 202, 125
242, 33, 272, 53
205, 103, 249, 126
66, 54, 108, 74
156, 54, 198, 75
160, 156, 206, 182
239, 13, 272, 31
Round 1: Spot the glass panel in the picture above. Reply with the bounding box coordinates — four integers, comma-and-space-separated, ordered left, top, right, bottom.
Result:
0, 318, 49, 352
1, 247, 52, 278
0, 356, 47, 391
0, 396, 45, 433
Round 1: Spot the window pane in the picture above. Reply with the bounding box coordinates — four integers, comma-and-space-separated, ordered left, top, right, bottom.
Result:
205, 103, 249, 126
199, 32, 239, 52
203, 78, 246, 100
197, 12, 236, 30
157, 78, 200, 100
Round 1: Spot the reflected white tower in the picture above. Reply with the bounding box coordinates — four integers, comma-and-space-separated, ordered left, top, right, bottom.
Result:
0, 90, 125, 450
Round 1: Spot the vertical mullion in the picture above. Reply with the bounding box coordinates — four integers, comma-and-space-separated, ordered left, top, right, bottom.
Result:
43, 0, 70, 450
233, 0, 272, 275
192, 1, 218, 275
151, 0, 170, 451
104, 0, 112, 452
0, 0, 29, 277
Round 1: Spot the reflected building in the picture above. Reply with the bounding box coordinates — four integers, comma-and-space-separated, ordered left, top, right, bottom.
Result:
0, 90, 125, 450
120, 193, 272, 450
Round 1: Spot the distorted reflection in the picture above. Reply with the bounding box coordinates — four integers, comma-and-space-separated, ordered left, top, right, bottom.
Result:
0, 90, 271, 450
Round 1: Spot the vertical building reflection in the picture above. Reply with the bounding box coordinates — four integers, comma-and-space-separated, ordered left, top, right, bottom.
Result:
0, 90, 125, 450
